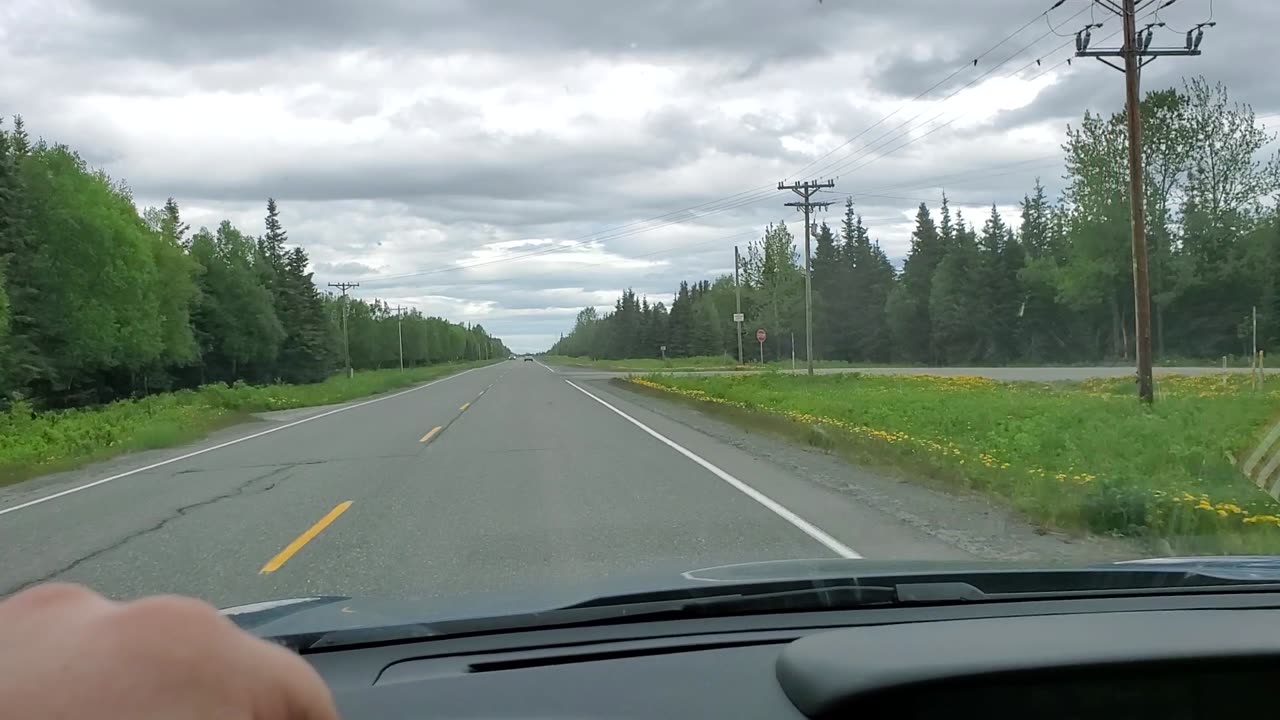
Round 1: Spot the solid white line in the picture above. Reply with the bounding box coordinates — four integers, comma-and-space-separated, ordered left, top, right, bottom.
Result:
0, 365, 488, 518
563, 380, 861, 559
534, 359, 556, 373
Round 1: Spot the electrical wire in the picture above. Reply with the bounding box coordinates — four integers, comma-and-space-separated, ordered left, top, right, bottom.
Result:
1045, 4, 1079, 36
809, 0, 1162, 187
802, 2, 1092, 182
1156, 0, 1214, 34
850, 155, 1063, 195
356, 0, 1103, 285
789, 1, 1060, 180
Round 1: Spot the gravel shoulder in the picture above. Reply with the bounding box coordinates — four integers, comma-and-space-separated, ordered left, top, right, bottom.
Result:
607, 379, 1152, 565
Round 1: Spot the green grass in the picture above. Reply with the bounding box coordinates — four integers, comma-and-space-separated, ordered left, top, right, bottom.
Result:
628, 371, 1280, 554
0, 361, 494, 486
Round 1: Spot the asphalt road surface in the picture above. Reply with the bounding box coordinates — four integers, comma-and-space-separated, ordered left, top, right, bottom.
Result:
2, 361, 1212, 607
1, 360, 989, 609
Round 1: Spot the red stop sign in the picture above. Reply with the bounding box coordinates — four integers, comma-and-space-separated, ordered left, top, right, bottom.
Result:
756, 328, 766, 343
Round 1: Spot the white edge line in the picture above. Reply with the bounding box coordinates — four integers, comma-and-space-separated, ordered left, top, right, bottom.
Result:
534, 359, 556, 373
563, 379, 861, 559
0, 365, 487, 518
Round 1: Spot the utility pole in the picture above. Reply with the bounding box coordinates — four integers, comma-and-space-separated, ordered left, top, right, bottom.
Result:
328, 282, 359, 378
1075, 0, 1213, 404
778, 179, 834, 376
734, 245, 744, 365
391, 305, 405, 371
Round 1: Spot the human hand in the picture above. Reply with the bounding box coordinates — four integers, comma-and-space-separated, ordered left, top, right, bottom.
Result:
0, 583, 338, 719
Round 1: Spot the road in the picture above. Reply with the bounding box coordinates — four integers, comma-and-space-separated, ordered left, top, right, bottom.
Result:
0, 360, 979, 609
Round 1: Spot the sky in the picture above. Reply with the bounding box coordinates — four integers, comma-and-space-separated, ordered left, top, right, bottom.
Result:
2, 0, 1273, 353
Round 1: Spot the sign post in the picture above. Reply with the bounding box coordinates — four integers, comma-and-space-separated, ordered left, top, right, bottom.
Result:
756, 328, 766, 364
660, 345, 666, 361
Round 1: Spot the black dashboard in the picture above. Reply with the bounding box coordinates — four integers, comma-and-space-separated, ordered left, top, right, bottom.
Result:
305, 592, 1280, 718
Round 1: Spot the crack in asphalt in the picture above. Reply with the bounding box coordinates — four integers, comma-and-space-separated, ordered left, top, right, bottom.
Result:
168, 454, 420, 476
5, 464, 295, 595
173, 460, 328, 475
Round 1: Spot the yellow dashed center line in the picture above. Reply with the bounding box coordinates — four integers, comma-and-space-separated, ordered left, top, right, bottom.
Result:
259, 501, 353, 574
420, 426, 442, 443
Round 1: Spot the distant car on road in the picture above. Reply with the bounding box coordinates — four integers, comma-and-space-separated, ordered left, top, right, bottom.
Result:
509, 355, 516, 360
524, 355, 534, 362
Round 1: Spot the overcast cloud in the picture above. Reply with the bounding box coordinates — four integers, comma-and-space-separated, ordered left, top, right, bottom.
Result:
1, 0, 1271, 351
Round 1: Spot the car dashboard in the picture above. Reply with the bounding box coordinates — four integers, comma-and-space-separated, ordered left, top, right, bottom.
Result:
305, 591, 1280, 718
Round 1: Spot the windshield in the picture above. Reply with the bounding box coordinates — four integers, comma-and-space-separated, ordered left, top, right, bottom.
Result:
2, 0, 1277, 635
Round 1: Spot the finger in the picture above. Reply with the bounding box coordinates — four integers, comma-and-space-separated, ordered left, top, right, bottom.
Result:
245, 639, 340, 720
0, 583, 114, 619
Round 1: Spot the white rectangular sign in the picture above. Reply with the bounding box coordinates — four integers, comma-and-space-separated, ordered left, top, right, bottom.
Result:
732, 313, 745, 322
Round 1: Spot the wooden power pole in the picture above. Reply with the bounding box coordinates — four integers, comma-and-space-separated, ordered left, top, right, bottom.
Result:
391, 305, 405, 371
328, 281, 360, 377
778, 179, 834, 376
1075, 0, 1213, 403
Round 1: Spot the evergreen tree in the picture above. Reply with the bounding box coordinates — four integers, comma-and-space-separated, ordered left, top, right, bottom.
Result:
847, 218, 896, 362
810, 221, 841, 359
930, 225, 983, 364
972, 205, 1023, 362
276, 247, 336, 382
892, 203, 943, 362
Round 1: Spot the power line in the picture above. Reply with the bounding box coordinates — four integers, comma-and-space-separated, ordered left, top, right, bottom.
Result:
816, 162, 1065, 205
806, 2, 1093, 183
1045, 4, 1080, 36
856, 154, 1063, 194
830, 0, 1159, 185
790, 0, 1071, 181
446, 0, 1085, 276
807, 4, 1153, 188
352, 1, 1096, 286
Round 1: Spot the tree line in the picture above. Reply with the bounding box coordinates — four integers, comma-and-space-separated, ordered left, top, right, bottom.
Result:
0, 117, 507, 409
550, 77, 1280, 365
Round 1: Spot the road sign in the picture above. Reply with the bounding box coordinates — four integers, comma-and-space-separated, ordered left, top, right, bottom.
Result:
660, 345, 666, 351
756, 328, 766, 343
733, 312, 745, 323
